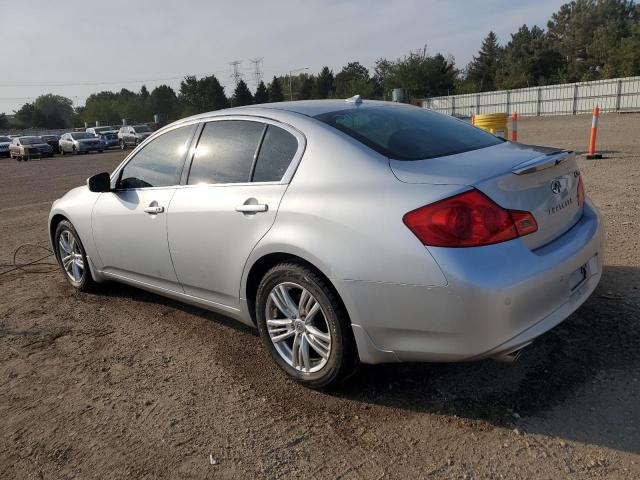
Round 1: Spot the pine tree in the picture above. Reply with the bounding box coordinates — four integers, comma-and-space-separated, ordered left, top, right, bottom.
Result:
254, 81, 269, 104
232, 79, 253, 106
313, 66, 334, 98
465, 31, 501, 92
268, 76, 284, 102
299, 76, 314, 100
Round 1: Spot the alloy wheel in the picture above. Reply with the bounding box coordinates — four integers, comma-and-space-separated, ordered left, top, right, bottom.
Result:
58, 229, 84, 283
266, 282, 332, 373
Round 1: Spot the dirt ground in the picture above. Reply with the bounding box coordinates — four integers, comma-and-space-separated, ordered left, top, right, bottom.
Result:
1, 114, 639, 479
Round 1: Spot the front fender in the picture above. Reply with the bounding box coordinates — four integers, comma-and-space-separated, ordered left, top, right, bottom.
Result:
48, 186, 104, 279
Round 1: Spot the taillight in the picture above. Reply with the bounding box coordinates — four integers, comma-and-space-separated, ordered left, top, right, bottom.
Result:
577, 175, 585, 206
403, 189, 538, 247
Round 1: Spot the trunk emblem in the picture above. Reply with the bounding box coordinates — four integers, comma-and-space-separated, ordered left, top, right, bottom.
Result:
550, 179, 563, 195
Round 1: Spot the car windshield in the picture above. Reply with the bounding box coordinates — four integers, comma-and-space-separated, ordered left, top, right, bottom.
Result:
133, 125, 152, 133
41, 135, 57, 140
71, 133, 94, 140
0, 136, 10, 142
20, 136, 43, 145
314, 105, 502, 160
93, 127, 114, 133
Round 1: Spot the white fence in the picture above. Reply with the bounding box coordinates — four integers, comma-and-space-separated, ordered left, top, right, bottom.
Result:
423, 76, 640, 117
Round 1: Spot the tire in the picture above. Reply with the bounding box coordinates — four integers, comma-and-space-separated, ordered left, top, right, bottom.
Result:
255, 262, 357, 389
54, 220, 96, 292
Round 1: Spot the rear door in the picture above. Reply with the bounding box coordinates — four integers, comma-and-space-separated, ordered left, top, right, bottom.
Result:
168, 118, 303, 308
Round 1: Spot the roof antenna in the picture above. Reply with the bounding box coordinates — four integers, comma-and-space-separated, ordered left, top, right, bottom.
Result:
345, 95, 362, 104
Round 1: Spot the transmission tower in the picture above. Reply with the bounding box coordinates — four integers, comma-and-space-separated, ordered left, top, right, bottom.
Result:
249, 57, 264, 87
229, 60, 243, 85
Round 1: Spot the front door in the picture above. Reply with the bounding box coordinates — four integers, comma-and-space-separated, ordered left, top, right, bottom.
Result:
91, 124, 196, 291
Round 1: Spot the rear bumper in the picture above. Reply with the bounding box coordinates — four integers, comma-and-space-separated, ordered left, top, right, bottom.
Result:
344, 199, 604, 364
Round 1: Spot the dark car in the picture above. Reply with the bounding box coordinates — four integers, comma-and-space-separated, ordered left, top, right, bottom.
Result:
40, 134, 61, 154
0, 135, 11, 157
9, 136, 54, 161
86, 126, 119, 149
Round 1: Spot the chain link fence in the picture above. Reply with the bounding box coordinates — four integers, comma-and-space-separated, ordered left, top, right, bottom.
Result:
423, 76, 640, 117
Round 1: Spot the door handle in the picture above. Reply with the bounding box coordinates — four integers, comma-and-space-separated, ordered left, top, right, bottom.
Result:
144, 205, 165, 214
235, 204, 268, 213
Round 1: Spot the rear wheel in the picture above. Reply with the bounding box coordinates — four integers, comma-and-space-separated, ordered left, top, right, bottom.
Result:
54, 220, 95, 292
256, 263, 357, 388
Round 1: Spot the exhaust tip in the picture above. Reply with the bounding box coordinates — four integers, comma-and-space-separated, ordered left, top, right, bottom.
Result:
492, 342, 532, 364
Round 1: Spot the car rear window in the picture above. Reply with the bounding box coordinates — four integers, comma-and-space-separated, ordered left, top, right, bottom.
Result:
314, 105, 502, 160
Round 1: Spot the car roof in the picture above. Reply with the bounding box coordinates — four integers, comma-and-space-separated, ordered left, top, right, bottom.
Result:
239, 99, 393, 117
174, 99, 406, 125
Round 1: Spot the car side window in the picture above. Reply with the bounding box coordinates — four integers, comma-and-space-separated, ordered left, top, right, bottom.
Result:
118, 125, 194, 189
188, 120, 265, 185
252, 125, 299, 182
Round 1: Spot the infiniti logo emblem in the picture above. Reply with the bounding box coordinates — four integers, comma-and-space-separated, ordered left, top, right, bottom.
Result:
550, 179, 562, 195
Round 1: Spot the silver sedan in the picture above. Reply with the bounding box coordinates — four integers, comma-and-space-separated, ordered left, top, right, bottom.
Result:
48, 99, 603, 388
59, 132, 104, 154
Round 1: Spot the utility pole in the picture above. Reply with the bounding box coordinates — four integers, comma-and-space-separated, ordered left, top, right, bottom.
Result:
249, 57, 264, 88
288, 67, 309, 101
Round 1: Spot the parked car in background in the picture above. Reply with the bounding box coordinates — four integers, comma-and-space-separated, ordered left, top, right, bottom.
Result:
86, 126, 119, 149
118, 124, 153, 149
59, 132, 104, 155
40, 134, 61, 154
9, 136, 54, 161
0, 135, 11, 157
48, 100, 603, 388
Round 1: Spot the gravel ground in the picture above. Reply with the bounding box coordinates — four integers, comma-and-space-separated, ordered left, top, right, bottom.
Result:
1, 114, 639, 479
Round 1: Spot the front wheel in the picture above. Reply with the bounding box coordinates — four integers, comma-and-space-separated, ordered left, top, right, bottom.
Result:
256, 263, 357, 389
54, 220, 95, 291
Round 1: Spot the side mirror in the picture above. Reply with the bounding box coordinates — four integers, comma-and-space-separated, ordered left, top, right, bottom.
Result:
87, 172, 111, 192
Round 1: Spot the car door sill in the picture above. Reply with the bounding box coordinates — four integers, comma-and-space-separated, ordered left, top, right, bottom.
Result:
101, 271, 242, 318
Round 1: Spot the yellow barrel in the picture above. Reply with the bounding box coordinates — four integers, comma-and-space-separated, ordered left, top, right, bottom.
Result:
473, 113, 508, 139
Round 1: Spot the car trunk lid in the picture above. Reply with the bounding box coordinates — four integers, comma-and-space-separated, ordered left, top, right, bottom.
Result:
390, 141, 583, 249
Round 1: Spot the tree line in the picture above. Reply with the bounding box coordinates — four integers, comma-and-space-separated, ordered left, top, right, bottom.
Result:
3, 0, 639, 130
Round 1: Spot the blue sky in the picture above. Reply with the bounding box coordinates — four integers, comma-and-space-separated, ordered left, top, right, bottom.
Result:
0, 0, 566, 112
